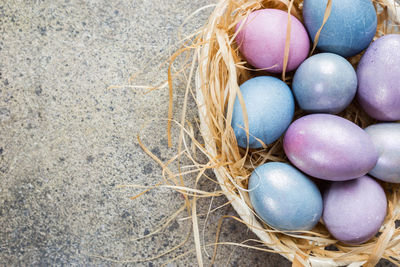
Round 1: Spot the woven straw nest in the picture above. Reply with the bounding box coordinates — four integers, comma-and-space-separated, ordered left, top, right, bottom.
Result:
193, 0, 400, 266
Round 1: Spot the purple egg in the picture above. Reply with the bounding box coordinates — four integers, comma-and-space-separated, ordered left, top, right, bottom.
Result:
323, 175, 387, 244
357, 34, 400, 121
235, 9, 310, 73
283, 114, 378, 181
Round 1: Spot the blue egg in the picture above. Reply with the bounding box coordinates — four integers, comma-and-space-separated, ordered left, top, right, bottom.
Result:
292, 53, 357, 114
249, 162, 323, 231
365, 123, 400, 183
303, 0, 377, 57
231, 76, 294, 148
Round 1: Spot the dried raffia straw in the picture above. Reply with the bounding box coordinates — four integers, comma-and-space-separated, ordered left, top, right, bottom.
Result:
309, 0, 332, 55
127, 0, 400, 266
281, 0, 294, 81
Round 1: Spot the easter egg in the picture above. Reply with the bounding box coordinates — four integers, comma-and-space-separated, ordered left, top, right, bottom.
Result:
235, 9, 310, 73
357, 34, 400, 121
283, 114, 378, 181
231, 76, 294, 148
303, 0, 377, 57
292, 53, 357, 114
323, 175, 387, 244
365, 123, 400, 183
249, 162, 323, 231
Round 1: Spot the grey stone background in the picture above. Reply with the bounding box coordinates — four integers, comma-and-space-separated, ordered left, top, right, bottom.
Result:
0, 0, 394, 266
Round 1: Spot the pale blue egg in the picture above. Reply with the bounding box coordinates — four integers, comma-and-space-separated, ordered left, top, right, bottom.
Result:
249, 162, 323, 231
303, 0, 377, 57
231, 76, 294, 148
292, 53, 357, 114
365, 123, 400, 183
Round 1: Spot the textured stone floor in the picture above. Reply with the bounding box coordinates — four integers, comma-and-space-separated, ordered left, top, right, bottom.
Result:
0, 0, 395, 266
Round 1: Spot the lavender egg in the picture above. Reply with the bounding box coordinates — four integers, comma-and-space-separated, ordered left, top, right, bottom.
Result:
235, 9, 310, 73
365, 123, 400, 183
357, 34, 400, 121
249, 162, 323, 231
283, 114, 378, 181
292, 53, 357, 114
323, 175, 387, 244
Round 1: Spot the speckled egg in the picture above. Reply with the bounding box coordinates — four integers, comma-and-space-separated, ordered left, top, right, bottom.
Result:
357, 34, 400, 121
249, 162, 323, 231
303, 0, 377, 57
323, 175, 387, 244
283, 114, 378, 181
292, 53, 357, 114
231, 76, 294, 148
235, 9, 310, 73
365, 123, 400, 183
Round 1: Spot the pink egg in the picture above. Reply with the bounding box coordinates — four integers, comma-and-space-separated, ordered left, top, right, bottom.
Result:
235, 9, 310, 73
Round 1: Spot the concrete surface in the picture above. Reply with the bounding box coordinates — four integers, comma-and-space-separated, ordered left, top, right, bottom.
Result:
0, 0, 394, 266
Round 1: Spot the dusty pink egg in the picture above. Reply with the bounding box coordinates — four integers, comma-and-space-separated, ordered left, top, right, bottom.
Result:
283, 114, 378, 181
235, 9, 310, 73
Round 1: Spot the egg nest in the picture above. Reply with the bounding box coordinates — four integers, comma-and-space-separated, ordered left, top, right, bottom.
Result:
166, 0, 400, 266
